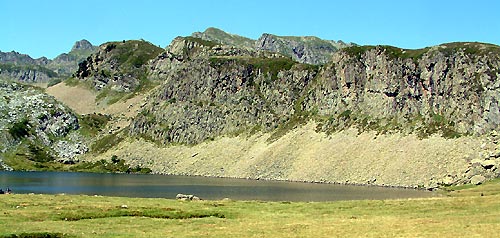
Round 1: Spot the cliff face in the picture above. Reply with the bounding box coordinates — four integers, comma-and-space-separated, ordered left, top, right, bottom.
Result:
131, 39, 500, 145
131, 36, 318, 144
309, 43, 500, 137
123, 38, 500, 188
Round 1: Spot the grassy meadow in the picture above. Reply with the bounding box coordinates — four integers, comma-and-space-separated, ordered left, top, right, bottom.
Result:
0, 179, 500, 237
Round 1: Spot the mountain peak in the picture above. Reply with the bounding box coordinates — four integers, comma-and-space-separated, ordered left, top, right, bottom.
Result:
191, 27, 255, 50
71, 39, 95, 51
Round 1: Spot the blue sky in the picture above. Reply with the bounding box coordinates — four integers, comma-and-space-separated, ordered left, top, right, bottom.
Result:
2, 0, 499, 59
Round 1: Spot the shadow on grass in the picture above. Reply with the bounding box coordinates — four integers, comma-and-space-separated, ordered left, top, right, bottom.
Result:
59, 207, 226, 221
0, 233, 69, 238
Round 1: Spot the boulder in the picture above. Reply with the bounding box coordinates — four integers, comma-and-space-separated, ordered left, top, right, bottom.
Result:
470, 175, 486, 185
176, 193, 201, 201
480, 160, 496, 170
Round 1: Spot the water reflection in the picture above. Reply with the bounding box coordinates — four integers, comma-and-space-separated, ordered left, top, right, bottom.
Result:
0, 171, 435, 201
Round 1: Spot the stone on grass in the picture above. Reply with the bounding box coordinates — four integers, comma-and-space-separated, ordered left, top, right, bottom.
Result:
470, 175, 486, 185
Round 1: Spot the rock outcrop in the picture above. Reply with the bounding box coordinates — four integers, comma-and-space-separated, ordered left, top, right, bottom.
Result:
49, 39, 98, 76
75, 40, 162, 92
0, 81, 85, 163
255, 33, 352, 65
308, 43, 500, 136
193, 27, 352, 65
192, 27, 255, 50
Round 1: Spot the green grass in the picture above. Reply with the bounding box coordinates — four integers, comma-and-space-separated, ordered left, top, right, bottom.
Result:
341, 45, 430, 62
90, 133, 125, 154
1, 181, 500, 237
78, 113, 110, 137
0, 232, 69, 238
341, 42, 500, 63
69, 157, 151, 174
3, 149, 151, 174
438, 42, 500, 57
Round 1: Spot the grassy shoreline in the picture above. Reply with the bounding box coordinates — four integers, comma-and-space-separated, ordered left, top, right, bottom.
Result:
1, 179, 499, 237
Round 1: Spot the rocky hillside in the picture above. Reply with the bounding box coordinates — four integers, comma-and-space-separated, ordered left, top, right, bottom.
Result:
192, 27, 352, 65
0, 81, 85, 170
0, 40, 96, 83
75, 40, 162, 95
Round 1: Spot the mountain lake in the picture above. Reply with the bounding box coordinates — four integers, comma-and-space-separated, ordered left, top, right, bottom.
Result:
0, 171, 436, 201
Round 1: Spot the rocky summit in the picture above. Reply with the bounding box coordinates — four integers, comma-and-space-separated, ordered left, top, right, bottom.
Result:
1, 28, 500, 189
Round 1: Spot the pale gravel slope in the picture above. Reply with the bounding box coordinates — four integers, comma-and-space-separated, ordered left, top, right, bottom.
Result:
90, 122, 492, 189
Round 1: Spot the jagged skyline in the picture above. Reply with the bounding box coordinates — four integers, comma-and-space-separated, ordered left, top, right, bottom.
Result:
2, 0, 499, 59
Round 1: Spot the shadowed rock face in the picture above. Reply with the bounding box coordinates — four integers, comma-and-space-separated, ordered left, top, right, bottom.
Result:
75, 40, 163, 92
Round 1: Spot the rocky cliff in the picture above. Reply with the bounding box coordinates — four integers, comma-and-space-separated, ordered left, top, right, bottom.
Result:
308, 43, 500, 137
131, 39, 500, 144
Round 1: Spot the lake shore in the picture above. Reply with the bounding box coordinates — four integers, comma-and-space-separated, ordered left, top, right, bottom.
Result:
1, 179, 499, 237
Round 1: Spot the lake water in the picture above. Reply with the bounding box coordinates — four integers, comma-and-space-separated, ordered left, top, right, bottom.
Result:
0, 171, 435, 201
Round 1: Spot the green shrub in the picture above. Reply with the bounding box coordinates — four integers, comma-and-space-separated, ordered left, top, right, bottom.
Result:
47, 78, 62, 87
8, 119, 31, 140
91, 133, 124, 154
0, 232, 67, 238
28, 144, 54, 163
79, 113, 110, 136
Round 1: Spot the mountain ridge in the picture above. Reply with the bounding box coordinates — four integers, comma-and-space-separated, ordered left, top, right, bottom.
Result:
0, 39, 97, 83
